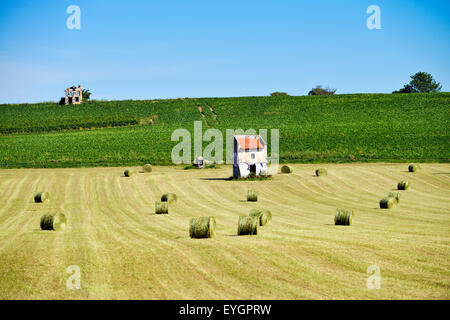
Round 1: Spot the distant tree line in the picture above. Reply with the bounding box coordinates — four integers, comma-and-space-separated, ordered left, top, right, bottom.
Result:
269, 71, 441, 97
270, 92, 289, 97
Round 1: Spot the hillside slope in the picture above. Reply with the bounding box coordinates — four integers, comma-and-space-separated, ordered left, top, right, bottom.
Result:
0, 93, 449, 168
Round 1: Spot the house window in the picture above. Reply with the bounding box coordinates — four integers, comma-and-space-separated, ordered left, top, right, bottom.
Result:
251, 153, 255, 159
75, 97, 79, 102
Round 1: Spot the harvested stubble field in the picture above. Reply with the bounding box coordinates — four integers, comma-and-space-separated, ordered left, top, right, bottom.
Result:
0, 163, 448, 299
1, 93, 449, 168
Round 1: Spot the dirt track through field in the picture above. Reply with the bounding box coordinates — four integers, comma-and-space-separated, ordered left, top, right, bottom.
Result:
0, 163, 449, 299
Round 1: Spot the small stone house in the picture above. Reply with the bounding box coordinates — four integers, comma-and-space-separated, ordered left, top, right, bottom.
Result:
233, 135, 268, 178
64, 85, 82, 105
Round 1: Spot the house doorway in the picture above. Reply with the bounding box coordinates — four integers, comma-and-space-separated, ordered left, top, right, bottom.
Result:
249, 164, 256, 174
68, 97, 73, 104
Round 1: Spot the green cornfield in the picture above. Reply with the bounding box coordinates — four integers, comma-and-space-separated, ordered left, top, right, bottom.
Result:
0, 93, 449, 168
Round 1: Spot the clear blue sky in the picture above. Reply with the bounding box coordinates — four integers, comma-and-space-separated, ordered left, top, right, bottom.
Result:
0, 0, 449, 103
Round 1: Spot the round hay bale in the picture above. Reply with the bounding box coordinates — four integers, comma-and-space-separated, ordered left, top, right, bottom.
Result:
249, 209, 272, 226
259, 210, 272, 226
247, 190, 258, 202
161, 193, 177, 203
334, 209, 353, 226
408, 164, 420, 172
124, 169, 136, 177
34, 192, 50, 203
155, 201, 168, 214
40, 213, 66, 231
281, 165, 293, 174
398, 181, 410, 190
189, 216, 216, 239
143, 164, 153, 173
315, 168, 327, 176
380, 197, 395, 209
249, 208, 262, 216
237, 216, 258, 235
387, 192, 400, 204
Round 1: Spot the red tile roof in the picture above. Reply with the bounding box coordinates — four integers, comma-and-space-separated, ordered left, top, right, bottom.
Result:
237, 137, 263, 150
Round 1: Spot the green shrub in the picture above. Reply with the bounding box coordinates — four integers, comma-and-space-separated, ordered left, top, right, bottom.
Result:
270, 92, 289, 97
308, 85, 336, 95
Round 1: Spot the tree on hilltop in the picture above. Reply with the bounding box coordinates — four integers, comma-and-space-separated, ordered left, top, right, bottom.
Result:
270, 92, 289, 97
308, 85, 336, 95
82, 89, 92, 101
393, 72, 441, 93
